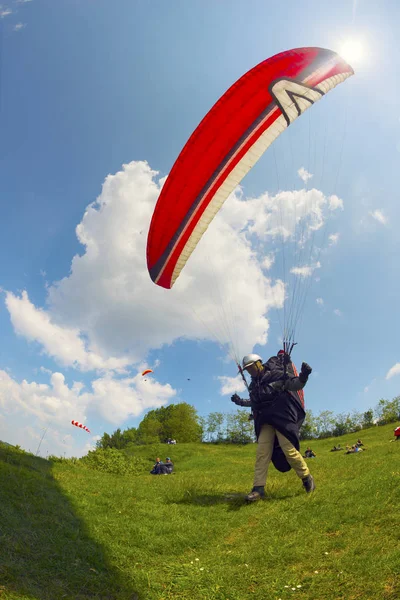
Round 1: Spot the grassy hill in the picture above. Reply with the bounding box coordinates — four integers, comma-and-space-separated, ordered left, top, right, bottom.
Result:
1, 424, 399, 600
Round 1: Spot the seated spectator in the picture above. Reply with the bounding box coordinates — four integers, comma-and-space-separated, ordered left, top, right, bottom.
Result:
356, 439, 364, 447
330, 444, 343, 452
346, 445, 364, 454
303, 447, 316, 458
150, 457, 164, 474
163, 457, 174, 474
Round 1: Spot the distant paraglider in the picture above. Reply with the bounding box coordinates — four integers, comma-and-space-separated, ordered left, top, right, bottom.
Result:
141, 369, 153, 376
71, 420, 90, 434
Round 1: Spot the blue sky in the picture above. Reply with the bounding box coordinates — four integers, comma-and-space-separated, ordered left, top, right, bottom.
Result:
0, 0, 399, 457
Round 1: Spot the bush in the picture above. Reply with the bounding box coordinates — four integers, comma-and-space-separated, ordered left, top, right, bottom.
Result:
48, 455, 79, 465
80, 447, 147, 475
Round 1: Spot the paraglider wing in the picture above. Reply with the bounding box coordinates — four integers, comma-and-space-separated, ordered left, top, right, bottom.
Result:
141, 369, 153, 376
147, 47, 353, 289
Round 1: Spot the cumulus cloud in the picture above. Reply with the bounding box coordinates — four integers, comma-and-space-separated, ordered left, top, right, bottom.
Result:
333, 308, 342, 317
5, 161, 287, 370
316, 297, 324, 305
328, 195, 343, 211
217, 375, 246, 396
369, 209, 387, 225
386, 363, 400, 379
13, 22, 26, 31
243, 188, 343, 247
5, 290, 130, 373
2, 160, 344, 453
0, 368, 176, 455
5, 160, 345, 380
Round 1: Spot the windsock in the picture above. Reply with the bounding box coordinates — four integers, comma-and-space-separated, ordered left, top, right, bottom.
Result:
71, 420, 91, 434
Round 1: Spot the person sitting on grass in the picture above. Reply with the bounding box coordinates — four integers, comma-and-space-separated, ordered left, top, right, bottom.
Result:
330, 444, 343, 452
303, 447, 316, 458
150, 457, 164, 474
163, 457, 174, 474
356, 439, 364, 447
346, 445, 364, 454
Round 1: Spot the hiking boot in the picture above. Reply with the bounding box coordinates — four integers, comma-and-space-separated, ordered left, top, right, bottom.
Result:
302, 474, 316, 493
246, 486, 265, 502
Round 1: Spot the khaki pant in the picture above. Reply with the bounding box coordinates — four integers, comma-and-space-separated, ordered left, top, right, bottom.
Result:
254, 423, 310, 487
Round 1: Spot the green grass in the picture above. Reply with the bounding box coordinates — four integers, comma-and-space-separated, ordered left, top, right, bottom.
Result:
1, 424, 399, 599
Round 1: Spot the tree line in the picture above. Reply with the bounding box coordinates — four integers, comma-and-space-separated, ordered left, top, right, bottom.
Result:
96, 396, 400, 450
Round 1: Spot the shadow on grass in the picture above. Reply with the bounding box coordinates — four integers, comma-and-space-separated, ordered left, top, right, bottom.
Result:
0, 443, 140, 600
171, 488, 302, 511
172, 490, 248, 512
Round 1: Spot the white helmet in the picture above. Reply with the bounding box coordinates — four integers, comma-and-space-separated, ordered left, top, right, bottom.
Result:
242, 354, 263, 369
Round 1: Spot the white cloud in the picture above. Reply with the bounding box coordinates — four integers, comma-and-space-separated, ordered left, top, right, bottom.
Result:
217, 375, 246, 396
328, 233, 339, 245
333, 309, 342, 317
6, 290, 130, 373
261, 254, 275, 271
386, 363, 400, 379
316, 297, 324, 305
0, 368, 176, 455
290, 262, 321, 278
328, 195, 344, 211
0, 8, 12, 17
243, 188, 344, 249
5, 161, 286, 371
14, 22, 26, 31
298, 167, 313, 183
2, 159, 345, 451
90, 373, 176, 423
369, 209, 387, 225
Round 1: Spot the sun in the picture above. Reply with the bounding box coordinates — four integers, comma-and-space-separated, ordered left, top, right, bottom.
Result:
338, 39, 365, 67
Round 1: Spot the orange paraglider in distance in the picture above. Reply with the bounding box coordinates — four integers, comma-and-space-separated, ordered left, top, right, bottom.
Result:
142, 369, 153, 376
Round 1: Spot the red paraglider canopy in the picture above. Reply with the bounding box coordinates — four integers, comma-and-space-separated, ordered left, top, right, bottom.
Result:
141, 369, 153, 376
147, 47, 353, 289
